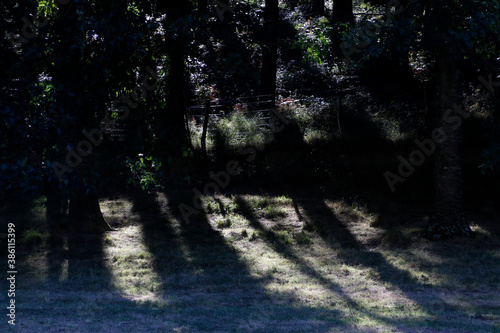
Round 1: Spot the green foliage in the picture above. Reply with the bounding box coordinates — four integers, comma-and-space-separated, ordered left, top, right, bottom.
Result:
269, 229, 293, 245
205, 198, 224, 215
249, 231, 258, 241
250, 196, 270, 210
274, 195, 292, 205
293, 17, 331, 64
125, 154, 163, 191
263, 206, 287, 220
216, 216, 232, 229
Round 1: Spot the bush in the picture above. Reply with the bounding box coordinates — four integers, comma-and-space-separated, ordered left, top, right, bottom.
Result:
216, 112, 270, 150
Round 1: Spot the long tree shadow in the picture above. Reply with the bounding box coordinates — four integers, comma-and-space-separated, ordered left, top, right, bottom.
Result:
234, 191, 499, 330
163, 189, 346, 330
294, 189, 500, 329
10, 193, 117, 330
119, 188, 347, 330
43, 191, 112, 291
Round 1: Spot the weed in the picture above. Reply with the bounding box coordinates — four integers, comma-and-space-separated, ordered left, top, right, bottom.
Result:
252, 196, 270, 210
274, 195, 292, 205
295, 231, 313, 245
226, 200, 241, 215
263, 206, 287, 220
216, 217, 232, 229
270, 229, 293, 244
205, 199, 223, 215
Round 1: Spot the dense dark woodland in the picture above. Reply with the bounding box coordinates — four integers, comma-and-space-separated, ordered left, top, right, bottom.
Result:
1, 1, 499, 236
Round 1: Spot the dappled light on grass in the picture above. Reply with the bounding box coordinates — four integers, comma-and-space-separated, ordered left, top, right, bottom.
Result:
103, 224, 165, 302
13, 193, 500, 331
226, 195, 435, 328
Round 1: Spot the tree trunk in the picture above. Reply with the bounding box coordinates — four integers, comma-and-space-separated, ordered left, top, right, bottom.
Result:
260, 0, 278, 99
333, 0, 353, 24
311, 0, 325, 17
69, 188, 112, 234
159, 0, 190, 157
198, 0, 207, 13
167, 46, 188, 148
50, 4, 110, 235
426, 55, 472, 239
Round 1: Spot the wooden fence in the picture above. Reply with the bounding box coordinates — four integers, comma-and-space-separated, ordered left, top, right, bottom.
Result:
185, 94, 343, 156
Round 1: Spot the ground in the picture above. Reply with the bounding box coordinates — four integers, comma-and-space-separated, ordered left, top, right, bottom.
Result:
1, 190, 499, 332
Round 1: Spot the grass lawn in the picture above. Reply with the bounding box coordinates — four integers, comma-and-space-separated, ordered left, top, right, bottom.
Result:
1, 190, 499, 332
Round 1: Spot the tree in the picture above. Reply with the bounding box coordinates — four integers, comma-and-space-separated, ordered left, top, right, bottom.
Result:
155, 0, 192, 160
311, 0, 325, 17
259, 0, 279, 99
44, 0, 151, 233
426, 50, 472, 238
417, 0, 498, 238
333, 0, 353, 24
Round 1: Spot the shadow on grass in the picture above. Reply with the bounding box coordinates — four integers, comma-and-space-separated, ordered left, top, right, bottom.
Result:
117, 189, 346, 330
9, 189, 499, 331
234, 191, 500, 331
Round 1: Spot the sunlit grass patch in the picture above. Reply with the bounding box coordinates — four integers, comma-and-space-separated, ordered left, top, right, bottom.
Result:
104, 225, 164, 298
274, 195, 293, 206
215, 216, 232, 229
10, 193, 500, 332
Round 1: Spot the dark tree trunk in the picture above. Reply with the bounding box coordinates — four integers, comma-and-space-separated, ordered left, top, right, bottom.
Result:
66, 142, 111, 234
311, 0, 325, 17
46, 186, 68, 232
158, 0, 190, 157
167, 47, 188, 148
50, 4, 110, 235
198, 0, 207, 13
333, 0, 353, 24
69, 189, 112, 234
260, 0, 278, 100
426, 55, 472, 239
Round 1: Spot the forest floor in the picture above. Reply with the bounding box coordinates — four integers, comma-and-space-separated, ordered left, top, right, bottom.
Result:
1, 189, 500, 332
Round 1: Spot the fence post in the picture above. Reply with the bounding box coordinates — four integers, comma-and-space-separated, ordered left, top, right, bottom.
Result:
201, 99, 210, 158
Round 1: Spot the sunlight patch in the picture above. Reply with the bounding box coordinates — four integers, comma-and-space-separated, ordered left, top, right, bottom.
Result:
103, 225, 165, 302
